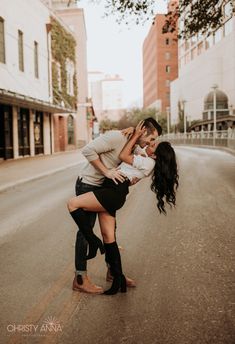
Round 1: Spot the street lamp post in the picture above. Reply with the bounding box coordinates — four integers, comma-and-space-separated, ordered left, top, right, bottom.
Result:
166, 106, 170, 136
155, 111, 159, 123
188, 115, 191, 128
229, 104, 233, 116
182, 100, 187, 138
211, 84, 218, 145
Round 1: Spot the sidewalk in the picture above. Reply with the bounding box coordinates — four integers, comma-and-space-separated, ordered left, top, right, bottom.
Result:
0, 150, 86, 193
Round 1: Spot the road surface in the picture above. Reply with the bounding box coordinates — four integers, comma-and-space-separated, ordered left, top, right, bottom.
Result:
0, 146, 234, 344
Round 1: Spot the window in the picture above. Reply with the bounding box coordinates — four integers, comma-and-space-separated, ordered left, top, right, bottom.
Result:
184, 52, 190, 64
66, 59, 74, 96
165, 52, 171, 60
166, 65, 171, 73
18, 30, 24, 71
191, 47, 197, 60
67, 115, 74, 144
166, 79, 170, 87
0, 17, 5, 63
179, 57, 184, 69
214, 27, 223, 44
197, 42, 204, 55
197, 31, 203, 42
224, 18, 233, 36
185, 40, 190, 51
166, 38, 170, 45
34, 41, 39, 78
191, 35, 197, 46
205, 34, 214, 49
179, 18, 184, 32
179, 44, 184, 56
224, 1, 233, 18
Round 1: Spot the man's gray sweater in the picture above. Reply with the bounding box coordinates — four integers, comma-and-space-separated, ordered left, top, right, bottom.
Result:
80, 130, 127, 186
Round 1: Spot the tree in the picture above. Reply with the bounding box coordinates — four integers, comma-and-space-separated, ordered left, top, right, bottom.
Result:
99, 117, 118, 132
164, 0, 235, 39
99, 107, 168, 134
78, 0, 234, 39
117, 107, 158, 129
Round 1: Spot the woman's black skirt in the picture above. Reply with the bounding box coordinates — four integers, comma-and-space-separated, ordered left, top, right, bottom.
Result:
93, 178, 130, 217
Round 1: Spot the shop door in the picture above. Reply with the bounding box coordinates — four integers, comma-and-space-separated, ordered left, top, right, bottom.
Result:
59, 116, 65, 151
18, 108, 30, 156
34, 111, 44, 155
0, 104, 13, 159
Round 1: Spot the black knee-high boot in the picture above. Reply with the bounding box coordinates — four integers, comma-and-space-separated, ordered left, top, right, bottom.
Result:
103, 242, 127, 295
70, 208, 105, 260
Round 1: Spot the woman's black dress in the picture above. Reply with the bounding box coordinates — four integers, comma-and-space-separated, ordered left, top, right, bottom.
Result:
93, 178, 130, 217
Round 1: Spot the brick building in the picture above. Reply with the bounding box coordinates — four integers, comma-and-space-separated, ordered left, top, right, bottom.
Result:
143, 1, 178, 113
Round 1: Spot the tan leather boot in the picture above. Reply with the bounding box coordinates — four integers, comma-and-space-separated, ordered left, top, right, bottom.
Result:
72, 274, 103, 294
106, 268, 136, 288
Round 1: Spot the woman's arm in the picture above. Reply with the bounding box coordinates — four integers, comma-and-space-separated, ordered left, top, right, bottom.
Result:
121, 126, 135, 139
119, 121, 146, 165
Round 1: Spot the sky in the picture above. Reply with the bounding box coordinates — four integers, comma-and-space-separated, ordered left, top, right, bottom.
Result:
78, 0, 167, 108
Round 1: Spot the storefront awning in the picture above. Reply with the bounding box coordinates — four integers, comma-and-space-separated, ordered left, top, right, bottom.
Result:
0, 88, 76, 114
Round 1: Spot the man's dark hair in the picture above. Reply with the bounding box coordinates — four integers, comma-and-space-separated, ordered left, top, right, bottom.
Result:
144, 117, 162, 136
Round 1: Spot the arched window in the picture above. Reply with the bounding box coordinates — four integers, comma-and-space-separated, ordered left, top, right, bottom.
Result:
67, 115, 74, 145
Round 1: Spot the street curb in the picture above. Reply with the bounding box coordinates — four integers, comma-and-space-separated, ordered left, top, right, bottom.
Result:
0, 162, 83, 194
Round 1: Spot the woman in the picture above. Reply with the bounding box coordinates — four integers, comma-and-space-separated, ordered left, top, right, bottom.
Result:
68, 122, 179, 295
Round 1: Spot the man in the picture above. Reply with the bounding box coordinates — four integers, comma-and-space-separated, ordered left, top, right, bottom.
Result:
73, 117, 162, 294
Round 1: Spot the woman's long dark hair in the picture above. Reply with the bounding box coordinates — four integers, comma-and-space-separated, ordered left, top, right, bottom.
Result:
151, 141, 179, 214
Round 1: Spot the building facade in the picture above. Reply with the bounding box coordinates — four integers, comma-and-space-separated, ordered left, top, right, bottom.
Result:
88, 72, 124, 122
88, 71, 104, 120
0, 0, 76, 160
170, 1, 235, 131
143, 1, 178, 114
101, 74, 124, 121
50, 0, 91, 146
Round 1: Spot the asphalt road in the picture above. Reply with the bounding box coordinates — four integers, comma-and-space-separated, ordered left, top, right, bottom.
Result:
0, 146, 234, 344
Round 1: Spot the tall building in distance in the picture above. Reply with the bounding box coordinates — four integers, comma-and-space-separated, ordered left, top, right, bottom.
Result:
88, 71, 104, 120
170, 1, 235, 131
88, 72, 124, 122
143, 0, 178, 114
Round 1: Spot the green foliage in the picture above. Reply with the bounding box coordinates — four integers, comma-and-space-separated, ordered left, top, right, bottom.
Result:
99, 118, 118, 132
102, 0, 155, 25
117, 108, 156, 128
86, 0, 234, 39
50, 17, 78, 109
99, 107, 168, 133
164, 0, 234, 39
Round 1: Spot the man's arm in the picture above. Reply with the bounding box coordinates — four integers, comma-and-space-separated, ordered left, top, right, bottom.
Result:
82, 132, 113, 162
82, 131, 126, 184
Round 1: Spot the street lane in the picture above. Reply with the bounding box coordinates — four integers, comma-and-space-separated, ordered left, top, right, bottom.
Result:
0, 146, 235, 344
0, 161, 84, 241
